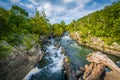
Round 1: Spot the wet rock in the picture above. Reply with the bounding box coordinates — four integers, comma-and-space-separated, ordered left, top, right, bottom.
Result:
116, 61, 120, 65
78, 78, 82, 80
75, 70, 83, 77
79, 66, 85, 71
54, 44, 60, 48
61, 47, 66, 54
63, 56, 77, 80
38, 52, 43, 62
48, 32, 55, 39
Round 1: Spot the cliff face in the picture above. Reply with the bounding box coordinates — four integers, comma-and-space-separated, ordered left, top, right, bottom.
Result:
0, 44, 42, 80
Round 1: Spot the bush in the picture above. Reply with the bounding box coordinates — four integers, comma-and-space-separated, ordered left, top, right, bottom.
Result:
22, 33, 39, 50
0, 40, 13, 60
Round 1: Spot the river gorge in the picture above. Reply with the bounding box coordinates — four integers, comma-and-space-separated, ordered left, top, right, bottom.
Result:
24, 32, 120, 80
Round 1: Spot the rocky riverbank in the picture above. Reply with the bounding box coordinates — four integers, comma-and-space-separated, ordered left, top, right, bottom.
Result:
0, 43, 43, 80
70, 32, 120, 57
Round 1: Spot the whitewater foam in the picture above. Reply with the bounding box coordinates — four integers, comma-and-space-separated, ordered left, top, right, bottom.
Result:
23, 67, 41, 80
24, 39, 65, 80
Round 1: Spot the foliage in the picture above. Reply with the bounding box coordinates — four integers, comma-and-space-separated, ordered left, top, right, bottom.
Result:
66, 1, 120, 44
52, 21, 66, 36
22, 33, 39, 49
0, 40, 13, 59
0, 5, 52, 59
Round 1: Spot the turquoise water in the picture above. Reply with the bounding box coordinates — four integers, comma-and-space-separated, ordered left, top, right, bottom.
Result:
60, 35, 93, 70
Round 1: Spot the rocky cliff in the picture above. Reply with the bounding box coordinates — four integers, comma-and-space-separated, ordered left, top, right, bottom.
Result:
0, 43, 43, 80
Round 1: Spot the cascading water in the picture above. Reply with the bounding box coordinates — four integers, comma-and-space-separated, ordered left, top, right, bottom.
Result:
24, 38, 66, 80
24, 32, 120, 80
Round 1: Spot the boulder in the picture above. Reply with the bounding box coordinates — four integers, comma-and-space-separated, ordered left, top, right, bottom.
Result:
63, 56, 77, 80
84, 51, 120, 80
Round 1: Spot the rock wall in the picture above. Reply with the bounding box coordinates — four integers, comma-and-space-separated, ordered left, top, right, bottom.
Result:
0, 44, 43, 80
70, 32, 120, 57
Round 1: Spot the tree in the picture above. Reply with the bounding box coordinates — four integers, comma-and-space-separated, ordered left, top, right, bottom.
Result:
30, 10, 51, 35
8, 5, 28, 27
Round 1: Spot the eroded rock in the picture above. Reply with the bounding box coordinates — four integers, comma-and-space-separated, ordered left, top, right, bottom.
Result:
0, 44, 43, 80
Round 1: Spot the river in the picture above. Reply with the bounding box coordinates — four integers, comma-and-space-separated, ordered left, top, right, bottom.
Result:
24, 32, 120, 80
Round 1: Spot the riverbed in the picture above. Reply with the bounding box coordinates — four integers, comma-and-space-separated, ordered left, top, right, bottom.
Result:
24, 33, 120, 80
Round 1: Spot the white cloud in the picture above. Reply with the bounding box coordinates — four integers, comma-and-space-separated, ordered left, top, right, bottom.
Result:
20, 3, 35, 10
0, 0, 114, 24
10, 0, 20, 3
35, 0, 93, 24
44, 3, 52, 10
55, 6, 66, 12
64, 0, 73, 3
20, 0, 112, 24
37, 2, 63, 16
37, 6, 43, 12
28, 0, 38, 5
25, 4, 34, 9
46, 0, 93, 24
76, 0, 92, 9
42, 2, 53, 16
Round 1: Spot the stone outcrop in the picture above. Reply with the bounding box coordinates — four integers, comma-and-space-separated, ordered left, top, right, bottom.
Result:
84, 52, 120, 80
0, 44, 43, 80
63, 56, 77, 80
70, 32, 120, 57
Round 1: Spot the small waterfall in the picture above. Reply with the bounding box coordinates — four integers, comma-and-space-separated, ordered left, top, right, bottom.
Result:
46, 45, 65, 72
24, 38, 65, 80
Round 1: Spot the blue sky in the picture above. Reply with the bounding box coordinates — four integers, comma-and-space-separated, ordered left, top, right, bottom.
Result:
0, 0, 117, 24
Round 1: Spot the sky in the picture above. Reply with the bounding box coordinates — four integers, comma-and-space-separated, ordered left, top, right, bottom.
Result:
0, 0, 117, 24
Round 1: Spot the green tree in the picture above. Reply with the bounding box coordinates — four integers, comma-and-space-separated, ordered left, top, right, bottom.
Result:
8, 5, 28, 28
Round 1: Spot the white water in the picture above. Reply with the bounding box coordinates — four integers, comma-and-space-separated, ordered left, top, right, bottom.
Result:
24, 39, 65, 80
23, 67, 41, 80
46, 45, 65, 72
61, 35, 72, 41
